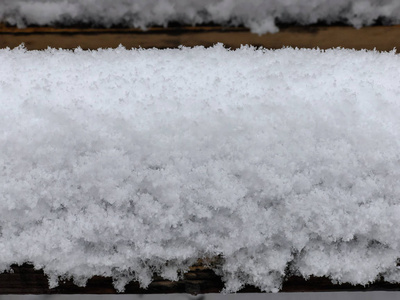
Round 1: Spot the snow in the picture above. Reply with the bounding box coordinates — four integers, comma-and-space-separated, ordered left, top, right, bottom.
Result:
1, 44, 400, 292
2, 0, 400, 34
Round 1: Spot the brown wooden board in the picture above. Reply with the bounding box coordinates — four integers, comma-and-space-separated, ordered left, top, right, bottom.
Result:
1, 24, 400, 51
1, 263, 400, 294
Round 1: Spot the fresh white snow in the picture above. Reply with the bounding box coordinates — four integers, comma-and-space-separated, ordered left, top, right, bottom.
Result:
1, 45, 400, 292
2, 0, 400, 34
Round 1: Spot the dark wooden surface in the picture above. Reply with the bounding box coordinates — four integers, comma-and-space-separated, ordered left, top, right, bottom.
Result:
1, 24, 400, 51
1, 263, 400, 294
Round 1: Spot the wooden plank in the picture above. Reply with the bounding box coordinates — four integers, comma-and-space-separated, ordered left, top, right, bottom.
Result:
1, 263, 400, 294
1, 24, 400, 51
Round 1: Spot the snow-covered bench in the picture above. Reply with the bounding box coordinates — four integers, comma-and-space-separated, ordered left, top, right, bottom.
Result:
2, 0, 400, 51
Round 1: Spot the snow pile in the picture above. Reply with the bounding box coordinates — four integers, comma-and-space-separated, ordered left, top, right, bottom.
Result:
2, 0, 400, 34
1, 45, 400, 293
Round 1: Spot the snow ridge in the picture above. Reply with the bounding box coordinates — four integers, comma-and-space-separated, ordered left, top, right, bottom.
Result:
1, 45, 400, 292
2, 0, 400, 34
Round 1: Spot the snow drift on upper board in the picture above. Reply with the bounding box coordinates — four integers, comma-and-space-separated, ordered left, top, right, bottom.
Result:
1, 0, 400, 34
1, 45, 400, 292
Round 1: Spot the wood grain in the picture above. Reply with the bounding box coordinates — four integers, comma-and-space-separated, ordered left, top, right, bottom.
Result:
1, 24, 400, 51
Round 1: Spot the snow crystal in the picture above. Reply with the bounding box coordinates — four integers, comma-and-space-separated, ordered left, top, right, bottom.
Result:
2, 0, 400, 34
1, 45, 400, 292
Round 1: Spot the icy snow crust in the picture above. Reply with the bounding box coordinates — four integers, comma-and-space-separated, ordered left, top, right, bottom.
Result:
1, 45, 400, 292
2, 0, 400, 34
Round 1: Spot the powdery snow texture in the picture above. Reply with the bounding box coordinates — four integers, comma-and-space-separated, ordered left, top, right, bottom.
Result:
1, 45, 400, 292
2, 0, 400, 34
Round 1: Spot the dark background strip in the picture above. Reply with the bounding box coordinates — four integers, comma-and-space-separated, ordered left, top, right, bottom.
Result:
1, 264, 400, 294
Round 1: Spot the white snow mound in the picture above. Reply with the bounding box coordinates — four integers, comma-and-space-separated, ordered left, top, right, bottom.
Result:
1, 45, 400, 292
2, 0, 400, 34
